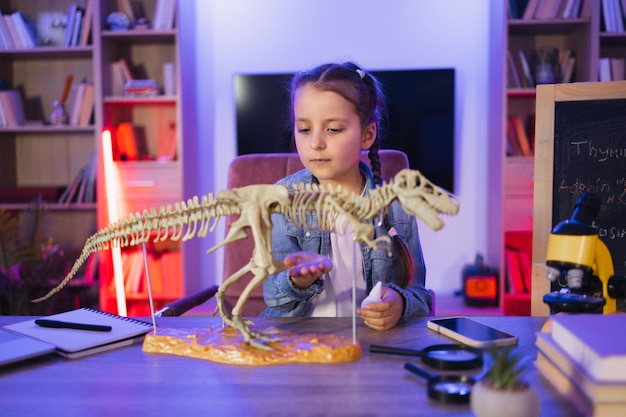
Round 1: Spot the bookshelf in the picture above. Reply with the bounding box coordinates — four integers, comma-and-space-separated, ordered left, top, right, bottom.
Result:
97, 0, 182, 316
0, 1, 97, 258
503, 0, 608, 314
0, 0, 182, 316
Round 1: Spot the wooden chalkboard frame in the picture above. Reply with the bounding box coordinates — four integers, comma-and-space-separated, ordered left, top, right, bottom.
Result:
531, 80, 626, 316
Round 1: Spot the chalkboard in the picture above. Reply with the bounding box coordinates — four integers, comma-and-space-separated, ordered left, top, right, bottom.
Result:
553, 99, 626, 278
531, 81, 626, 315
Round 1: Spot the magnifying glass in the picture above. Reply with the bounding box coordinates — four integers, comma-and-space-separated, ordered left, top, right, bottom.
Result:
369, 343, 483, 371
404, 362, 476, 404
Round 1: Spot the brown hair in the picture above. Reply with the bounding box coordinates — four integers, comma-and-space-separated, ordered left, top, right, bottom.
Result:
290, 62, 414, 287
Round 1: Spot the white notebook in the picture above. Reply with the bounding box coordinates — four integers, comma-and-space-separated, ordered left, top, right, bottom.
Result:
3, 308, 153, 359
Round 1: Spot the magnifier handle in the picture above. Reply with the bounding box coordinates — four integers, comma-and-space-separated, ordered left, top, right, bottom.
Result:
369, 344, 424, 357
404, 362, 435, 380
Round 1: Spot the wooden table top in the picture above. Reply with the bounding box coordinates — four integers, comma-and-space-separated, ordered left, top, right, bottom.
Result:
0, 315, 580, 417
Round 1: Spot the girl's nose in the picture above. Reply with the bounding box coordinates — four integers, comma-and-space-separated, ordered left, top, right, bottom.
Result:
309, 131, 326, 150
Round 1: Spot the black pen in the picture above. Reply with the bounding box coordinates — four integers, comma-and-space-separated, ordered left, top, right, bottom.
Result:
35, 319, 112, 332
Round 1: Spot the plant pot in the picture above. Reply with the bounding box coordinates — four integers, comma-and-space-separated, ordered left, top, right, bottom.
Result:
470, 379, 540, 417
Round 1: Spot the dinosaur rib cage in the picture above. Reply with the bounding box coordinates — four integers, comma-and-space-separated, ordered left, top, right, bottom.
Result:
283, 182, 392, 234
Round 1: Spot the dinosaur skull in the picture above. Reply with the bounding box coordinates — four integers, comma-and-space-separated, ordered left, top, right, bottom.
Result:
392, 169, 460, 231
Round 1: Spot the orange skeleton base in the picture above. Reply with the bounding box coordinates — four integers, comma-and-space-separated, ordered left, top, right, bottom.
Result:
142, 323, 361, 365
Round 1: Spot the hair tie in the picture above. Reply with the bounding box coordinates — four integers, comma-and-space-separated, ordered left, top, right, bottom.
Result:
356, 69, 365, 79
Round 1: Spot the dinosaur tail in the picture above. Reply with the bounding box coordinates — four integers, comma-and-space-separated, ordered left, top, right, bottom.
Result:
32, 229, 114, 303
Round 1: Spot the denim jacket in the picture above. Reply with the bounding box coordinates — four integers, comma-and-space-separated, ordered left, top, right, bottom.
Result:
261, 162, 432, 322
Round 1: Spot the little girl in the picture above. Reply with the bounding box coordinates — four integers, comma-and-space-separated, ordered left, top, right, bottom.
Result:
261, 62, 431, 330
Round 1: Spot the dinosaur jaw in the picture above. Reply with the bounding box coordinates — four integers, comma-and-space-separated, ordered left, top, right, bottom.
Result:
396, 190, 460, 231
408, 199, 450, 231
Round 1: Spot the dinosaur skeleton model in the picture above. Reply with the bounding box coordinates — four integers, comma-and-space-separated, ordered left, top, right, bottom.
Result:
35, 169, 459, 350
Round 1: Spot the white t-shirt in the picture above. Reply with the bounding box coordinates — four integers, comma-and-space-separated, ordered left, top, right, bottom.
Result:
307, 215, 366, 317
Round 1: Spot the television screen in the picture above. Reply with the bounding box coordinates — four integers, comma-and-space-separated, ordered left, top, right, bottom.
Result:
234, 68, 455, 192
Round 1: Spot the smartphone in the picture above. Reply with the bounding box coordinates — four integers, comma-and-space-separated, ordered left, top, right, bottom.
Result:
427, 317, 518, 348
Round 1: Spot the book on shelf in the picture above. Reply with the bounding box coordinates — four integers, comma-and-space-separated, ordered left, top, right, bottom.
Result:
522, 0, 542, 19
599, 57, 612, 82
601, 0, 624, 32
516, 50, 534, 88
79, 0, 93, 46
76, 153, 96, 204
68, 80, 94, 126
0, 11, 15, 49
0, 99, 6, 127
561, 55, 577, 83
535, 332, 626, 403
123, 251, 145, 294
534, 0, 563, 19
506, 51, 523, 89
149, 255, 164, 294
3, 14, 23, 49
161, 251, 181, 295
610, 58, 625, 80
63, 4, 77, 46
69, 82, 86, 125
153, 0, 177, 30
506, 116, 524, 156
550, 314, 626, 383
0, 89, 26, 127
58, 154, 96, 204
510, 115, 533, 156
560, 0, 583, 18
83, 152, 97, 203
10, 11, 36, 48
157, 121, 177, 160
70, 8, 83, 47
82, 251, 98, 286
505, 247, 527, 293
115, 122, 140, 160
111, 59, 135, 96
78, 83, 94, 126
57, 166, 86, 204
163, 62, 176, 95
3, 308, 152, 360
515, 0, 583, 20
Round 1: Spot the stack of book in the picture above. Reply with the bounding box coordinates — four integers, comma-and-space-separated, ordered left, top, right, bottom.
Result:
0, 2, 92, 50
509, 0, 584, 20
68, 80, 95, 126
535, 314, 626, 417
0, 10, 36, 49
600, 0, 626, 33
58, 153, 96, 204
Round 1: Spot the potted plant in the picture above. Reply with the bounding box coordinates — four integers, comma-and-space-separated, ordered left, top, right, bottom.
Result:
0, 202, 75, 315
470, 345, 540, 417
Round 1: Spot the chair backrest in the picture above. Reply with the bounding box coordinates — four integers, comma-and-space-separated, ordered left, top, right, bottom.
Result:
222, 150, 410, 316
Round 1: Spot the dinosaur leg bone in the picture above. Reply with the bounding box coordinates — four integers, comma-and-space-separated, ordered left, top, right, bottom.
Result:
217, 257, 287, 350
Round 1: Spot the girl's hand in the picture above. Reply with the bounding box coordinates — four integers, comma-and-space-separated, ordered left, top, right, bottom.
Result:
356, 286, 403, 330
284, 251, 333, 289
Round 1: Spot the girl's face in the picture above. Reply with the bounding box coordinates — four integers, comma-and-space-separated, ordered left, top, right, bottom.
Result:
293, 84, 376, 194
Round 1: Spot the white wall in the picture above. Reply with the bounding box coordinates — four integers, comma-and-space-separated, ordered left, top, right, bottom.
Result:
180, 0, 506, 296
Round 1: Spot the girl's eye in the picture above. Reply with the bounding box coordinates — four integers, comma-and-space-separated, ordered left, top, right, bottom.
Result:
327, 127, 343, 133
297, 128, 310, 134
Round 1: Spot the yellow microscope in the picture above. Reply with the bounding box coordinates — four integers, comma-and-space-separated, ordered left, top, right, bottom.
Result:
543, 193, 620, 314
